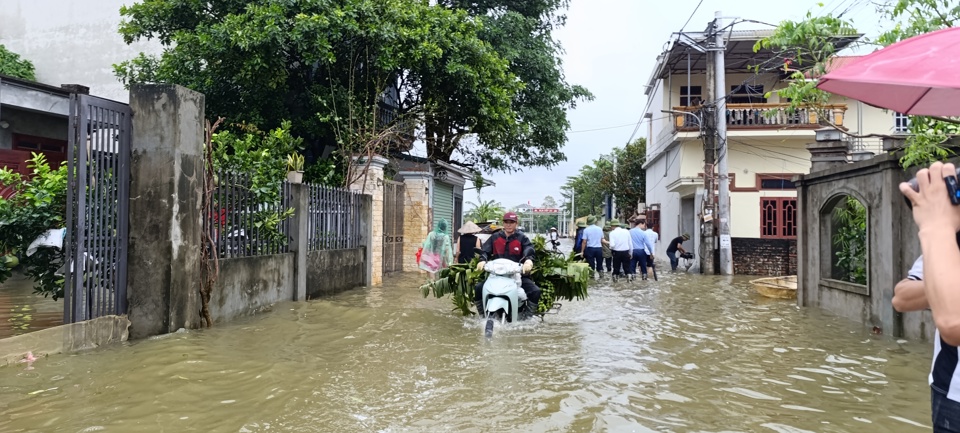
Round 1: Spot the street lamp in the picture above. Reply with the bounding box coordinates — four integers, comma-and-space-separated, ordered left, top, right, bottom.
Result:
599, 153, 617, 219
662, 109, 702, 131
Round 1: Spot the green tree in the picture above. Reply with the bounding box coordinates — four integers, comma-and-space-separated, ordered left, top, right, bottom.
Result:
561, 138, 647, 221
115, 0, 594, 179
0, 45, 36, 81
610, 138, 647, 219
115, 0, 518, 183
464, 199, 504, 223
434, 0, 594, 172
756, 2, 960, 168
562, 158, 612, 218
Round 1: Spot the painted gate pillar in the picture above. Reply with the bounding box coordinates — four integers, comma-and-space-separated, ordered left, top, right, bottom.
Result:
349, 155, 388, 286
399, 171, 432, 273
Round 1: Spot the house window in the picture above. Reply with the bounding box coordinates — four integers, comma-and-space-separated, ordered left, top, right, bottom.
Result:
680, 86, 702, 107
894, 112, 910, 133
729, 84, 766, 104
646, 204, 661, 238
760, 197, 797, 239
759, 175, 796, 190
12, 134, 67, 169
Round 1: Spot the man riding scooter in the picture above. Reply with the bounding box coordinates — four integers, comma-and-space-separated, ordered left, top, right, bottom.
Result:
474, 212, 542, 315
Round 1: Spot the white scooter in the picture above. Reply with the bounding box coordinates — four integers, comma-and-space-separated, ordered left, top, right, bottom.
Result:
479, 258, 534, 338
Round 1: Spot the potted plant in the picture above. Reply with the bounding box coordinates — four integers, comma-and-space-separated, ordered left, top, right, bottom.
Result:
286, 152, 305, 183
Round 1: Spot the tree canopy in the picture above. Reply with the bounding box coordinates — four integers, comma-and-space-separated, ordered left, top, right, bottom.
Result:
756, 1, 960, 168
115, 0, 589, 175
561, 137, 647, 220
0, 45, 36, 81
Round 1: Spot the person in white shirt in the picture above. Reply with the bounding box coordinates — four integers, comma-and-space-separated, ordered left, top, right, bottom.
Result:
606, 219, 633, 280
643, 225, 659, 274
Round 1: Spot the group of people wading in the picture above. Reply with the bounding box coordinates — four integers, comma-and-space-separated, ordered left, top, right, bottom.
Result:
418, 211, 692, 315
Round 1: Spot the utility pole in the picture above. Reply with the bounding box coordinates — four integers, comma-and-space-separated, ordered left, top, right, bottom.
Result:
714, 10, 733, 275
702, 29, 718, 275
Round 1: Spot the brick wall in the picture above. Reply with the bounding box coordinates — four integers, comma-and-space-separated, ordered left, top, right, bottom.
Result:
732, 237, 797, 276
402, 176, 431, 273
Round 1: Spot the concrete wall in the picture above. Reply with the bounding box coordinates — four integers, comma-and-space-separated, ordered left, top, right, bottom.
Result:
126, 84, 205, 339
0, 315, 130, 367
0, 0, 164, 103
306, 248, 365, 298
210, 254, 295, 324
796, 151, 933, 340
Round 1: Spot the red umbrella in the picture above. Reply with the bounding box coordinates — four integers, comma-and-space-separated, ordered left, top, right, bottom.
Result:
817, 26, 960, 117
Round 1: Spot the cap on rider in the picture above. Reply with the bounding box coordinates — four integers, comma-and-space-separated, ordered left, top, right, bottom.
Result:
503, 212, 518, 222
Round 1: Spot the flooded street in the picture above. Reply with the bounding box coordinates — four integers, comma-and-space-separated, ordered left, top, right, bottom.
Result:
0, 250, 934, 432
0, 274, 62, 339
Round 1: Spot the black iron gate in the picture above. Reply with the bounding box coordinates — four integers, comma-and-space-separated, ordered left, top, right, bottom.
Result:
64, 94, 132, 323
383, 180, 405, 274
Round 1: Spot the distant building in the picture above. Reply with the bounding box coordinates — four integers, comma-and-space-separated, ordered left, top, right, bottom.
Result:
642, 27, 900, 275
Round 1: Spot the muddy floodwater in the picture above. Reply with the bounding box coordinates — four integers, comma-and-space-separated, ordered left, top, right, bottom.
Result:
0, 273, 62, 340
0, 243, 935, 432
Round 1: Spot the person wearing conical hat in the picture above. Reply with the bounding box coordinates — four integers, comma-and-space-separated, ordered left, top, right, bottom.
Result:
573, 218, 588, 259
455, 221, 483, 264
548, 227, 560, 251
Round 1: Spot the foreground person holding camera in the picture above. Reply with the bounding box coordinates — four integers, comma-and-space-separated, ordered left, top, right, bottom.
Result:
898, 161, 960, 432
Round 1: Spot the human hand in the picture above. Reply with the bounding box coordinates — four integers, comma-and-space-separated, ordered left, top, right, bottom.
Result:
476, 261, 486, 272
521, 260, 533, 274
900, 162, 960, 233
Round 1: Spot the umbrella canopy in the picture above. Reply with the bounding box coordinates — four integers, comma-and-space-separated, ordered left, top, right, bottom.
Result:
817, 27, 960, 116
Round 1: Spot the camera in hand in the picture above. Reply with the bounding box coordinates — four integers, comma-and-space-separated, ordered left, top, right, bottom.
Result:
904, 167, 960, 208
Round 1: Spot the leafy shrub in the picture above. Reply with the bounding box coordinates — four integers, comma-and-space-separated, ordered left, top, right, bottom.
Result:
0, 153, 67, 298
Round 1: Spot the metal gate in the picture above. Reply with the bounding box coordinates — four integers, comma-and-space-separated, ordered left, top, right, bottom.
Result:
383, 180, 405, 274
63, 94, 132, 323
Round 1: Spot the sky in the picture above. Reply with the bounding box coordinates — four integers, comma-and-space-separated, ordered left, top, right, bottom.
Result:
431, 0, 885, 211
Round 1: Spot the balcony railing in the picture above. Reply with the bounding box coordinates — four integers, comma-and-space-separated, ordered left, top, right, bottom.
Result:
671, 103, 848, 131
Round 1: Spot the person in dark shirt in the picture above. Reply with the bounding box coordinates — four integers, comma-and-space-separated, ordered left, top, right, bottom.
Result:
474, 212, 541, 314
455, 221, 482, 264
573, 220, 587, 259
666, 233, 689, 271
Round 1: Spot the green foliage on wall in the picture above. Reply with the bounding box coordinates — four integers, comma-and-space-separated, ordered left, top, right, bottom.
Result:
832, 196, 867, 285
0, 45, 37, 81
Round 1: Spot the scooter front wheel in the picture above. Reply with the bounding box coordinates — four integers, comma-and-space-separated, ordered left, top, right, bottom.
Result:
484, 318, 494, 338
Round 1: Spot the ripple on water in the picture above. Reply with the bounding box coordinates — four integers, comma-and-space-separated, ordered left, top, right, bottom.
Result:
0, 269, 936, 432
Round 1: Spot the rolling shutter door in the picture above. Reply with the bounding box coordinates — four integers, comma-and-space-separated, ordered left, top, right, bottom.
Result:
433, 182, 454, 228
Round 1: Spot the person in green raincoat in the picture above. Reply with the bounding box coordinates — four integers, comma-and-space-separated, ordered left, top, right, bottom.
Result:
419, 219, 454, 280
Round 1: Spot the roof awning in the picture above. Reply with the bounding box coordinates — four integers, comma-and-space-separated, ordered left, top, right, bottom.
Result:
667, 176, 703, 198
646, 29, 862, 92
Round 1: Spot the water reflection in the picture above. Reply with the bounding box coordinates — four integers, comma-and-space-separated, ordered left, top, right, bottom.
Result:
0, 255, 934, 432
0, 273, 62, 339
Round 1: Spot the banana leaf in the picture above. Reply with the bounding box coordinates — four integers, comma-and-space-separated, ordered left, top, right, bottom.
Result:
420, 235, 589, 315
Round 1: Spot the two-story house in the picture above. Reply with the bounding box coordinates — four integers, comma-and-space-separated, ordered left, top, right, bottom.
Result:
642, 28, 904, 275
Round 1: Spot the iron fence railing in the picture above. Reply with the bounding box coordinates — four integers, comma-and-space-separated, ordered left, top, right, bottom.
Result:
308, 183, 363, 251
211, 170, 292, 258
64, 94, 131, 323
